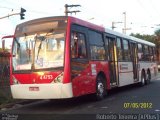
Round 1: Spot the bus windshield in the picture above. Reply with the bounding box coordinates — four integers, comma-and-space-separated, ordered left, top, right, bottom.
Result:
12, 21, 66, 71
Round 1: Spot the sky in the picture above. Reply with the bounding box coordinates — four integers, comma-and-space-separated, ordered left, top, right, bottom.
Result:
0, 0, 160, 40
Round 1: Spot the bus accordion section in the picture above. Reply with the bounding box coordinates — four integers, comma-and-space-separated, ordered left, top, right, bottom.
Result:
10, 16, 158, 100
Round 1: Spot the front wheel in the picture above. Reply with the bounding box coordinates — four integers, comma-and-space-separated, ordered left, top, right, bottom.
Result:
95, 76, 106, 100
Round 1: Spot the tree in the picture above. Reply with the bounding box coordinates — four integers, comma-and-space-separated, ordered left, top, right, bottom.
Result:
130, 30, 160, 63
154, 29, 160, 63
130, 33, 154, 43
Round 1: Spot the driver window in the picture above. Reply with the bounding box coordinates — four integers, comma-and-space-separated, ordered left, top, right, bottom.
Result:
71, 31, 87, 59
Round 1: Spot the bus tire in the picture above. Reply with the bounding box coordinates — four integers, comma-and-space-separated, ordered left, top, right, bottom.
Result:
95, 75, 106, 100
140, 71, 145, 86
146, 70, 151, 85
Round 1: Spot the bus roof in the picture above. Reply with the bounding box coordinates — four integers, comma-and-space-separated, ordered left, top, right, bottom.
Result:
104, 28, 155, 46
15, 16, 155, 47
16, 16, 67, 27
69, 16, 155, 47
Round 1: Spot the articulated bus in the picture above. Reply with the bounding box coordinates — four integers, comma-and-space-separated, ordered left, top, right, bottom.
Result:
10, 16, 158, 100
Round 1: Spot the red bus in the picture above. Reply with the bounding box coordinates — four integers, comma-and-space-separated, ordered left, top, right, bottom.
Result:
10, 16, 158, 100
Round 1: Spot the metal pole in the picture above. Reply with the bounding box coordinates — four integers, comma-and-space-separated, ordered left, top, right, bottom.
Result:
64, 4, 81, 16
123, 12, 126, 34
0, 13, 20, 19
112, 21, 123, 30
112, 22, 114, 30
65, 4, 68, 16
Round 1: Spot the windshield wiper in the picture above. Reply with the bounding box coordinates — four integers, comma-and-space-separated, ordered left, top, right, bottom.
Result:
37, 42, 42, 60
31, 35, 37, 70
31, 35, 46, 70
31, 30, 53, 70
14, 38, 22, 60
36, 36, 45, 60
14, 38, 20, 47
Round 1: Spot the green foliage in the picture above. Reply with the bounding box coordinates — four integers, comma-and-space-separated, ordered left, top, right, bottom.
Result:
155, 29, 160, 36
154, 29, 160, 63
154, 29, 160, 47
130, 32, 160, 63
130, 33, 155, 43
130, 29, 160, 46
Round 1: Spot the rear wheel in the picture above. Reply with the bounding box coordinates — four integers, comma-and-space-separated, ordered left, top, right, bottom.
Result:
146, 71, 151, 85
95, 75, 106, 100
140, 72, 145, 86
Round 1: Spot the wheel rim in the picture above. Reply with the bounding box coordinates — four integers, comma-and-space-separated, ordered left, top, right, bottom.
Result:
142, 76, 145, 85
97, 82, 104, 97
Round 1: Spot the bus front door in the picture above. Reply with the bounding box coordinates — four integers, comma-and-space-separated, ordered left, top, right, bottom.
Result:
105, 36, 119, 87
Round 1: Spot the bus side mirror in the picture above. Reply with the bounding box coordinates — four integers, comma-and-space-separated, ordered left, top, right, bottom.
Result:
1, 35, 14, 53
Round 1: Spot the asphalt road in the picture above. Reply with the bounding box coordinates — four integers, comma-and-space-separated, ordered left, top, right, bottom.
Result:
1, 77, 160, 120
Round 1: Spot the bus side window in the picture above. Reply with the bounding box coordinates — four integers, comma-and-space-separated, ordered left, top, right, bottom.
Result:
138, 44, 143, 61
143, 45, 149, 61
71, 31, 87, 59
153, 47, 156, 61
116, 38, 123, 61
122, 39, 131, 61
148, 46, 153, 62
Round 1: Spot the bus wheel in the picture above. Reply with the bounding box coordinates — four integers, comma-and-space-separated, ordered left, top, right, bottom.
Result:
146, 71, 151, 85
95, 76, 106, 100
140, 72, 145, 86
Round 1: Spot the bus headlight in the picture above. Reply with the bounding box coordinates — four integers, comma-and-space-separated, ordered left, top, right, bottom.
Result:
51, 72, 63, 83
12, 76, 21, 85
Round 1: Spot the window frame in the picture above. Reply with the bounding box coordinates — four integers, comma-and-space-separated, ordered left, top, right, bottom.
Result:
122, 39, 131, 61
116, 37, 123, 61
88, 29, 106, 61
71, 30, 88, 60
138, 43, 144, 61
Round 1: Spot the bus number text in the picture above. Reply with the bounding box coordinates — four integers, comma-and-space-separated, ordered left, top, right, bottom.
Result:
40, 75, 53, 80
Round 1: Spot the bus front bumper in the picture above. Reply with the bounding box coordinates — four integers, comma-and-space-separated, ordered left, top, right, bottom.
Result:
11, 83, 73, 99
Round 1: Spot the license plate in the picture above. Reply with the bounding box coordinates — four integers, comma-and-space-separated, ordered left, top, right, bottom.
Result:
29, 87, 39, 91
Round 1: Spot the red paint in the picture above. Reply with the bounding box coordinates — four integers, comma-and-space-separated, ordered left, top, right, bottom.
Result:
70, 17, 105, 32
71, 61, 110, 97
12, 71, 63, 84
68, 16, 110, 97
10, 16, 110, 98
63, 17, 71, 84
2, 35, 14, 39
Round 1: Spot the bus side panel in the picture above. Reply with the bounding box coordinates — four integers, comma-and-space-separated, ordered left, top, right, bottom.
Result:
118, 62, 134, 87
139, 62, 158, 81
12, 71, 63, 84
71, 61, 109, 97
71, 60, 97, 97
91, 61, 110, 90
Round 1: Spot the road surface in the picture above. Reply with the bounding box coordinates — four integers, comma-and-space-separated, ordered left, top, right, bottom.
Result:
1, 77, 160, 120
